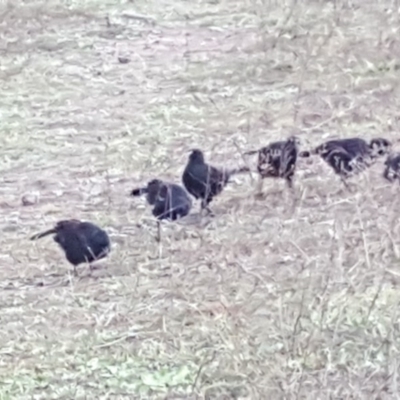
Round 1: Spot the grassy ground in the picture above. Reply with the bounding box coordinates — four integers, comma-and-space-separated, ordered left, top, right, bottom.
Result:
1, 0, 400, 398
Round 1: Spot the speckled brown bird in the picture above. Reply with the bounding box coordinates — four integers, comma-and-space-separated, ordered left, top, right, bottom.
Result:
299, 137, 391, 188
383, 153, 400, 183
244, 136, 301, 194
30, 219, 111, 274
182, 149, 250, 215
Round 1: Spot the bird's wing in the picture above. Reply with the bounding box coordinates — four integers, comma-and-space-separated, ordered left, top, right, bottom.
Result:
333, 139, 369, 157
321, 141, 358, 160
207, 165, 230, 188
387, 155, 400, 169
261, 143, 286, 163
186, 163, 224, 187
79, 224, 110, 260
151, 184, 191, 220
279, 142, 297, 177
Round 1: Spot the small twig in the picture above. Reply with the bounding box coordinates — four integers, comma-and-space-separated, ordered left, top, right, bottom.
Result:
293, 32, 311, 124
289, 240, 310, 263
101, 138, 113, 213
366, 271, 386, 321
271, 0, 299, 49
355, 199, 371, 270
191, 351, 217, 394
95, 333, 137, 349
233, 139, 255, 183
156, 220, 161, 243
292, 21, 335, 125
207, 96, 221, 112
291, 286, 306, 352
236, 261, 268, 288
121, 12, 156, 26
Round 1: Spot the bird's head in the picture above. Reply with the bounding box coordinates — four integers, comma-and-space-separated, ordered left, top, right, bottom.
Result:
147, 179, 163, 190
369, 138, 392, 157
131, 179, 163, 198
188, 149, 205, 164
314, 142, 330, 156
287, 135, 301, 147
146, 179, 166, 204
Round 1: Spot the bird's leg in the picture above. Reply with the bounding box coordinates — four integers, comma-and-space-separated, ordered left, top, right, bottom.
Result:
205, 207, 215, 217
73, 265, 79, 277
85, 252, 95, 274
255, 175, 265, 199
286, 175, 296, 198
200, 199, 214, 217
340, 176, 351, 191
199, 200, 205, 215
286, 176, 294, 190
287, 176, 299, 212
340, 176, 359, 195
155, 220, 161, 243
257, 175, 264, 193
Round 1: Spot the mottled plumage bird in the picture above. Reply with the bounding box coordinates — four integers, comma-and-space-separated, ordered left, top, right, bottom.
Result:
182, 149, 250, 214
299, 137, 391, 188
383, 153, 400, 183
30, 220, 111, 274
244, 136, 301, 194
131, 179, 192, 221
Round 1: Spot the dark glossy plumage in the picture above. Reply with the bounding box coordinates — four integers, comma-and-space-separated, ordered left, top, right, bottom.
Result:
245, 136, 300, 189
383, 153, 400, 183
182, 149, 249, 213
30, 219, 111, 272
300, 137, 391, 186
131, 179, 192, 221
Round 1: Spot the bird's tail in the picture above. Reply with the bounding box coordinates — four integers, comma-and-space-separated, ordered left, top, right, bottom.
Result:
278, 142, 299, 177
131, 187, 148, 197
243, 149, 260, 156
30, 228, 57, 241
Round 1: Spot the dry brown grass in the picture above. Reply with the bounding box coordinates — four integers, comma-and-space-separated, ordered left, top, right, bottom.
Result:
1, 0, 400, 398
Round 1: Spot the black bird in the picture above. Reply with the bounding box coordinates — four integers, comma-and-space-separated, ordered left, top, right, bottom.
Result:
299, 137, 391, 188
383, 153, 400, 183
131, 179, 192, 221
30, 219, 111, 274
244, 136, 301, 194
182, 149, 250, 214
